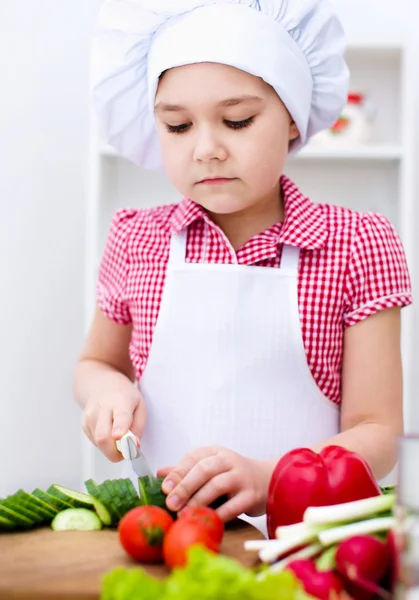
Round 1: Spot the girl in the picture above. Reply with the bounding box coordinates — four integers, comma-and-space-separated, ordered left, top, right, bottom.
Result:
75, 0, 412, 536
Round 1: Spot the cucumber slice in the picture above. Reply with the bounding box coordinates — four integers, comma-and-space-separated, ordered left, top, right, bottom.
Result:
0, 515, 14, 531
85, 480, 119, 527
14, 490, 57, 519
47, 485, 111, 526
121, 479, 140, 510
35, 489, 73, 511
51, 508, 102, 531
2, 496, 45, 525
101, 481, 125, 519
138, 476, 166, 508
0, 502, 33, 528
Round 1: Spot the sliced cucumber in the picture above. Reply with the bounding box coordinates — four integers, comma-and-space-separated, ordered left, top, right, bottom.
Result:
85, 479, 119, 527
51, 508, 102, 531
35, 488, 73, 511
48, 485, 111, 526
121, 479, 140, 511
0, 514, 15, 531
138, 476, 166, 508
2, 496, 45, 525
14, 490, 57, 519
0, 502, 33, 528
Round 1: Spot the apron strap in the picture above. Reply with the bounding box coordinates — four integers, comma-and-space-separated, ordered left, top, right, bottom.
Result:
169, 230, 188, 265
280, 245, 300, 272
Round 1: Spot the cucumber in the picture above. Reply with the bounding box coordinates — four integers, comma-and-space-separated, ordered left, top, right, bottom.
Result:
0, 514, 15, 531
121, 479, 141, 511
101, 481, 125, 519
14, 490, 57, 519
2, 496, 46, 525
0, 502, 34, 528
35, 489, 73, 511
138, 476, 166, 508
51, 508, 102, 531
47, 485, 111, 526
85, 479, 119, 527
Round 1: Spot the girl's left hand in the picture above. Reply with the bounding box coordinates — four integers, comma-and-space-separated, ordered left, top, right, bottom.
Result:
156, 446, 273, 522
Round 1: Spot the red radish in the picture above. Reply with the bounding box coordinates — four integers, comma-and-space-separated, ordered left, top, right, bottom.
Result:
335, 535, 393, 600
287, 559, 345, 600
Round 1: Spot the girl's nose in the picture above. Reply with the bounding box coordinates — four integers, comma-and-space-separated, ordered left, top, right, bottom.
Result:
193, 127, 227, 163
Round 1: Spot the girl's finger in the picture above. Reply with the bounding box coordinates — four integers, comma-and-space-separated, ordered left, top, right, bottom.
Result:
166, 453, 228, 512
95, 409, 121, 462
157, 465, 175, 478
215, 490, 254, 523
186, 471, 233, 509
162, 445, 221, 494
111, 407, 134, 440
130, 399, 147, 440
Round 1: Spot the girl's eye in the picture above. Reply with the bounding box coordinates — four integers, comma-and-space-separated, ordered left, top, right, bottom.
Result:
165, 116, 255, 134
165, 122, 192, 134
225, 117, 254, 129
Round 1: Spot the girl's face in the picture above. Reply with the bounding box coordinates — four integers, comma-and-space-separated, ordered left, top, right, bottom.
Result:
154, 62, 299, 215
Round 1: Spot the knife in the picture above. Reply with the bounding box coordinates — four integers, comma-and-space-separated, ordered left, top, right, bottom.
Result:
116, 430, 156, 482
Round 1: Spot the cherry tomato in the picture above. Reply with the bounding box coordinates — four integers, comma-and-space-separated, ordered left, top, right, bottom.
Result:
163, 519, 221, 569
118, 506, 174, 563
178, 506, 224, 544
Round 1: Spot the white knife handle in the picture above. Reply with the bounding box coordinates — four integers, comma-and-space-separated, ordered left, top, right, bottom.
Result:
116, 430, 139, 460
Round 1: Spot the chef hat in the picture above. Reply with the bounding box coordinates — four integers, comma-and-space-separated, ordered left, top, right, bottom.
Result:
91, 0, 350, 171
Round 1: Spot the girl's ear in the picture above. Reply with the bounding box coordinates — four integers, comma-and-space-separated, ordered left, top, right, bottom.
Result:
288, 120, 300, 142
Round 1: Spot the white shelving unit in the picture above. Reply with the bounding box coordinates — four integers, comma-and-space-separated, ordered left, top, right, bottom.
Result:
83, 40, 416, 486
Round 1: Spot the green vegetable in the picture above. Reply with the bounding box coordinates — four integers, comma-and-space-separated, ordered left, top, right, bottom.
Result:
101, 546, 315, 600
303, 493, 395, 526
51, 508, 103, 531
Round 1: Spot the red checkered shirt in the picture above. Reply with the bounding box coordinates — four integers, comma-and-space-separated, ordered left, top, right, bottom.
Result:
97, 175, 412, 404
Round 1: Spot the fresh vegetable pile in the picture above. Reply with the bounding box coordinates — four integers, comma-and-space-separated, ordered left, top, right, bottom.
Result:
0, 475, 168, 532
244, 445, 398, 599
246, 493, 395, 599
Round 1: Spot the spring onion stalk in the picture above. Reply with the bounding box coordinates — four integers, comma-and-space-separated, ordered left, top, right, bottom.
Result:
259, 525, 326, 564
318, 516, 395, 546
257, 543, 323, 579
275, 521, 313, 540
304, 493, 395, 526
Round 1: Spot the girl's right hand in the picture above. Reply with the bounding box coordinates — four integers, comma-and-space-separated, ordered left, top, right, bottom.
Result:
82, 388, 146, 462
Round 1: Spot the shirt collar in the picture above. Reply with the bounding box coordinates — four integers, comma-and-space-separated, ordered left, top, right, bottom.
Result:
168, 174, 328, 251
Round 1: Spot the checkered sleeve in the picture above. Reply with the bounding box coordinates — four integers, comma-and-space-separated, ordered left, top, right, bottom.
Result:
96, 208, 136, 325
343, 212, 412, 328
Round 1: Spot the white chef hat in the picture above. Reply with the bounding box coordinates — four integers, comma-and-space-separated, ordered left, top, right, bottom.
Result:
91, 0, 350, 171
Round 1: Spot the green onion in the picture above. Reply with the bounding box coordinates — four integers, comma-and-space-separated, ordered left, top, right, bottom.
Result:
303, 494, 395, 526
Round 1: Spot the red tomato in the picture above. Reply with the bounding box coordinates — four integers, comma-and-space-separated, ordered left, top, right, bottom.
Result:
178, 506, 224, 544
118, 506, 174, 563
163, 519, 221, 569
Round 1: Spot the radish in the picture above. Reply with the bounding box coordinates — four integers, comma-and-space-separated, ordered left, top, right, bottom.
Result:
286, 559, 345, 600
335, 535, 393, 600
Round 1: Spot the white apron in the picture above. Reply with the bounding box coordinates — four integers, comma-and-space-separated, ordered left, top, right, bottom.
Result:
122, 228, 340, 537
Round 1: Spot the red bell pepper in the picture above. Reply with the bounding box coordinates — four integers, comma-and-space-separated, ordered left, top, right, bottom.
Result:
266, 445, 381, 539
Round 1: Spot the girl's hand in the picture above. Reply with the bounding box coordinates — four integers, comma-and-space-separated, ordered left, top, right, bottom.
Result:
157, 446, 273, 522
82, 386, 146, 462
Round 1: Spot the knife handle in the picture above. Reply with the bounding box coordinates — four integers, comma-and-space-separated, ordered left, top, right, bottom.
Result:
116, 430, 140, 460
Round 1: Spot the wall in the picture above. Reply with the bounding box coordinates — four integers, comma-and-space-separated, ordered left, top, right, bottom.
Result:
0, 0, 417, 496
0, 0, 101, 495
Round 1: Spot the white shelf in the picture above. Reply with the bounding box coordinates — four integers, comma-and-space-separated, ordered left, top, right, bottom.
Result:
294, 144, 403, 161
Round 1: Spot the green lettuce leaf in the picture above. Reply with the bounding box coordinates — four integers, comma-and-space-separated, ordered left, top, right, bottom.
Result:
101, 547, 315, 600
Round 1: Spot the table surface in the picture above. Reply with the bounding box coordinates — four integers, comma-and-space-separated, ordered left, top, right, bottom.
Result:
0, 519, 264, 600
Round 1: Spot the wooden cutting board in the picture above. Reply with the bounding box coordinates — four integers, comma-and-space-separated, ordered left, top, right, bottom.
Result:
0, 519, 263, 600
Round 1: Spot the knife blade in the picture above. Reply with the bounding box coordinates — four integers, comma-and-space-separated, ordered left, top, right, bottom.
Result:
116, 430, 156, 482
